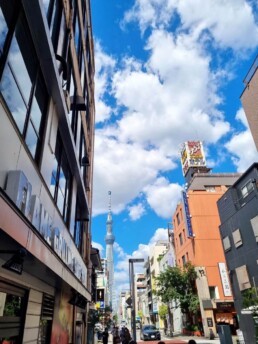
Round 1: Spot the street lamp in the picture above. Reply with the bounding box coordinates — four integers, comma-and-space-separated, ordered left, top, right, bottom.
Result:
129, 258, 144, 341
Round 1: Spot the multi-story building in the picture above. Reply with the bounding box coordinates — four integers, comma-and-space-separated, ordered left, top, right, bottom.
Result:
148, 240, 169, 328
173, 172, 240, 338
134, 273, 146, 320
0, 0, 95, 342
105, 192, 115, 310
96, 258, 107, 310
158, 226, 182, 335
240, 55, 258, 150
217, 163, 258, 343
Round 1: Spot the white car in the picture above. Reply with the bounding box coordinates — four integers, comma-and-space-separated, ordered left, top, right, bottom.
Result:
120, 320, 127, 329
94, 323, 103, 332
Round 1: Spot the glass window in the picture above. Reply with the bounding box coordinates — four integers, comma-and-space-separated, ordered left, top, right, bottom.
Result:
0, 281, 27, 342
0, 7, 8, 56
50, 132, 72, 224
241, 179, 254, 198
250, 215, 258, 242
232, 228, 243, 248
74, 13, 80, 59
176, 212, 180, 225
0, 8, 48, 163
179, 233, 183, 245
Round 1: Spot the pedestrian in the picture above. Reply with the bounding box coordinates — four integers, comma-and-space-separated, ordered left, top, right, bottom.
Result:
120, 327, 131, 344
188, 340, 197, 344
209, 328, 215, 339
102, 327, 109, 344
113, 326, 121, 344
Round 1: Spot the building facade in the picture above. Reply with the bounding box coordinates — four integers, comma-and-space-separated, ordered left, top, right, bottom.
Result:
0, 0, 95, 342
105, 192, 115, 310
240, 55, 258, 150
158, 227, 182, 335
217, 163, 258, 343
173, 173, 240, 338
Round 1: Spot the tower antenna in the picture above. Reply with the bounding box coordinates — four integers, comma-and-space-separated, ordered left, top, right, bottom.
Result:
108, 191, 112, 213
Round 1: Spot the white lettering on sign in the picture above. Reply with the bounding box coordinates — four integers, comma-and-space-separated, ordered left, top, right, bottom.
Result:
5, 170, 87, 285
189, 142, 201, 155
218, 262, 232, 297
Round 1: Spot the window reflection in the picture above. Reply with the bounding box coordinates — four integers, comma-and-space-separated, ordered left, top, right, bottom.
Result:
0, 285, 26, 343
0, 64, 27, 132
25, 122, 38, 158
0, 8, 8, 55
0, 8, 48, 163
50, 133, 71, 224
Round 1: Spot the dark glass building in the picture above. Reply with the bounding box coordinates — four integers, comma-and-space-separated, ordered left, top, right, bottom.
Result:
218, 163, 258, 343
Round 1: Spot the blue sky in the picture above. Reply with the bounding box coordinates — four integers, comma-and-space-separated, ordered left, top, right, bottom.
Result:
90, 0, 258, 292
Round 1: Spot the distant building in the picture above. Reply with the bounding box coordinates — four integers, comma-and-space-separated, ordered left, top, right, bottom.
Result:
158, 226, 182, 335
240, 55, 258, 150
135, 273, 146, 318
148, 240, 169, 328
173, 170, 241, 337
0, 0, 95, 342
105, 192, 115, 309
217, 163, 258, 343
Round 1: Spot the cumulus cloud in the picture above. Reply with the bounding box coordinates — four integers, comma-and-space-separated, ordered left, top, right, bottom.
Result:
92, 241, 104, 257
128, 203, 146, 220
92, 133, 174, 215
94, 41, 116, 123
113, 228, 168, 293
123, 0, 258, 50
225, 108, 258, 172
144, 177, 183, 218
92, 1, 258, 223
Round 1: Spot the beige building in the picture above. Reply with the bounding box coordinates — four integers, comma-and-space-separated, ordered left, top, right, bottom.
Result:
149, 241, 169, 328
241, 55, 258, 149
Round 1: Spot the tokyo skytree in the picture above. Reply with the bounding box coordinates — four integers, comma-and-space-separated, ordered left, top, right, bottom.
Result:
105, 191, 115, 309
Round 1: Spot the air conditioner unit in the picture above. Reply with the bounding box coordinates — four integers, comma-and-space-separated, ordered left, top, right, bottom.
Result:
63, 90, 70, 113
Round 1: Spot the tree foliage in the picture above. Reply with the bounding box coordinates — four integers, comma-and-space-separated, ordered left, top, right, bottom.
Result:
155, 262, 199, 314
158, 304, 168, 321
242, 287, 258, 315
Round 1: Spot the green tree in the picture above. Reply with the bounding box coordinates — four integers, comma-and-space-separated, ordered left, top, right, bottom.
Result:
158, 304, 168, 321
155, 262, 199, 315
242, 287, 258, 315
113, 314, 118, 325
137, 309, 143, 320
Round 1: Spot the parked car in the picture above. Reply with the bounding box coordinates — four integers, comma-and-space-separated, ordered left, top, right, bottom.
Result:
120, 320, 127, 329
140, 325, 161, 341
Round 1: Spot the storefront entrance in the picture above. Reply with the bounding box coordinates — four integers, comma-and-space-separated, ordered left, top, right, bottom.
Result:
0, 280, 28, 343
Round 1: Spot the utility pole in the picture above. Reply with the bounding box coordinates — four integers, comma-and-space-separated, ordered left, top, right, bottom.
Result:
129, 258, 144, 341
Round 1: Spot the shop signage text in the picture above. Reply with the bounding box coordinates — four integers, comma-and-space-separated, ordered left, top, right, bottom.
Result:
5, 170, 86, 284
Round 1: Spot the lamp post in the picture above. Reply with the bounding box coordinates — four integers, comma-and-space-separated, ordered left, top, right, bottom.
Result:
129, 258, 144, 341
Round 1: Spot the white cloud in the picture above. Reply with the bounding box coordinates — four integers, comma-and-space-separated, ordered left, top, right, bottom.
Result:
123, 0, 258, 50
94, 41, 116, 123
92, 241, 104, 257
149, 228, 169, 244
144, 177, 183, 218
225, 108, 258, 172
128, 203, 146, 221
113, 228, 168, 292
177, 0, 258, 50
235, 107, 249, 128
92, 1, 257, 222
92, 133, 174, 215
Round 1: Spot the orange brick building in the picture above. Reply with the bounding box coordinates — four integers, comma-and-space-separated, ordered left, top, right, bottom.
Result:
173, 173, 241, 337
